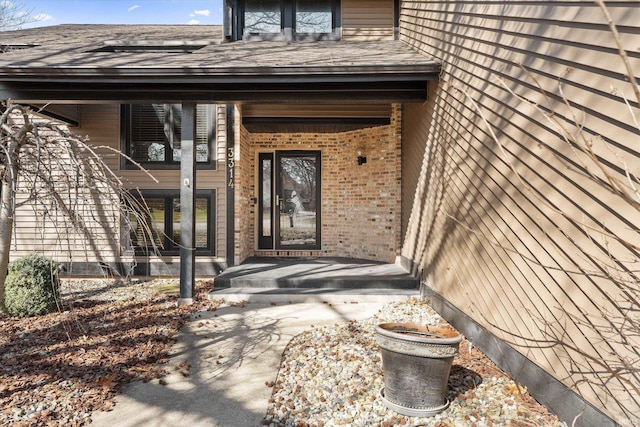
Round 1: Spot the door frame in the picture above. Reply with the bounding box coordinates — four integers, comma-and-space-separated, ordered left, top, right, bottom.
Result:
257, 150, 322, 251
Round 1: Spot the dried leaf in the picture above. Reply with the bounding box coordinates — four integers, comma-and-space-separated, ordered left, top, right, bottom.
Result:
96, 374, 116, 389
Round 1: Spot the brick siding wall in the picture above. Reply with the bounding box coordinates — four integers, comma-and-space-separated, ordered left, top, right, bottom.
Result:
235, 114, 254, 265
235, 104, 402, 263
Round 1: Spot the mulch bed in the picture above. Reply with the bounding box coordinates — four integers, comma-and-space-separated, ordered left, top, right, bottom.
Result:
0, 279, 220, 426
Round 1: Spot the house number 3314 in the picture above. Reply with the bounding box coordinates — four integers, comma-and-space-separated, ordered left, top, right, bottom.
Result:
227, 147, 235, 189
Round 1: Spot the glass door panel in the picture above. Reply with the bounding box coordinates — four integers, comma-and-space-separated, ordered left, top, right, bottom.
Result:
276, 152, 320, 249
258, 151, 320, 250
258, 153, 274, 249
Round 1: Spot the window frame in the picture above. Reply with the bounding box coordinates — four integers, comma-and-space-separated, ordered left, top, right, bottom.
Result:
239, 0, 341, 41
120, 103, 217, 170
127, 189, 216, 256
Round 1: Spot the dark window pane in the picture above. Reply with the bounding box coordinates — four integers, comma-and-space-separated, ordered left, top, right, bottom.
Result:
195, 198, 209, 248
148, 198, 166, 248
130, 104, 213, 164
172, 198, 181, 246
130, 104, 166, 162
129, 192, 213, 254
173, 197, 208, 249
196, 105, 212, 162
296, 0, 331, 33
130, 198, 165, 248
245, 0, 281, 33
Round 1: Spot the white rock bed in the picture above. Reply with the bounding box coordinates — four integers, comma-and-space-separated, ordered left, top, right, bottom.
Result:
263, 300, 565, 427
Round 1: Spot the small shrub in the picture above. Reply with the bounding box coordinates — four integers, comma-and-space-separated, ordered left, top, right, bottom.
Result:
3, 254, 60, 317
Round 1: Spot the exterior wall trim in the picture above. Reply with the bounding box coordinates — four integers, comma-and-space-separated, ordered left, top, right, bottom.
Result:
421, 284, 617, 427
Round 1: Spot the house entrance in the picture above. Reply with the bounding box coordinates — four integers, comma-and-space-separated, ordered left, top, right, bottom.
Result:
258, 151, 321, 250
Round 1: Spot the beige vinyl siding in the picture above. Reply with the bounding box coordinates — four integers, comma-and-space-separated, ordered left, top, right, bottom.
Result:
342, 0, 394, 40
12, 103, 228, 268
214, 104, 228, 259
401, 85, 437, 238
12, 193, 121, 265
11, 113, 122, 266
400, 1, 640, 424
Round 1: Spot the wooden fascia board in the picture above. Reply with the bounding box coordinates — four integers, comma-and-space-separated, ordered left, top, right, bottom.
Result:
0, 69, 439, 82
0, 62, 440, 78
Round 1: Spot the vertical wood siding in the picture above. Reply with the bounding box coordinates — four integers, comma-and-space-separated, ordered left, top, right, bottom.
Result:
12, 104, 228, 269
400, 1, 640, 424
342, 0, 395, 40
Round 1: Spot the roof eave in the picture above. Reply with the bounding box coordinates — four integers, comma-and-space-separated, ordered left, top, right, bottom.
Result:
0, 62, 440, 78
0, 66, 440, 103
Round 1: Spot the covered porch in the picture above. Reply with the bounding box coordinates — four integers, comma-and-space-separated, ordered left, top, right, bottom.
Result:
0, 25, 440, 302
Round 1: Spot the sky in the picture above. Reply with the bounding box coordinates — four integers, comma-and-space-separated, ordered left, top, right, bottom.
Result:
10, 0, 224, 28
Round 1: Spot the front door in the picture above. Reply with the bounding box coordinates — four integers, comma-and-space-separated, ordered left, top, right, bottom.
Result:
258, 151, 321, 250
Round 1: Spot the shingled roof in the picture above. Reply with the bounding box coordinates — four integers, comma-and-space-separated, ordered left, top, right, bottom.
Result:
0, 24, 440, 103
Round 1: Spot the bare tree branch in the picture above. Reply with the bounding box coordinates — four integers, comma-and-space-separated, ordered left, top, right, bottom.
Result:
0, 1, 37, 31
0, 102, 158, 302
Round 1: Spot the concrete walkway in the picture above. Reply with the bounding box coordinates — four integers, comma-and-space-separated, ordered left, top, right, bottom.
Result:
90, 296, 413, 427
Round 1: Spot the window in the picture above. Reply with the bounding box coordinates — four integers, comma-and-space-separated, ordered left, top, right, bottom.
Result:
121, 104, 216, 169
295, 0, 332, 33
128, 190, 215, 255
240, 0, 340, 41
245, 0, 282, 34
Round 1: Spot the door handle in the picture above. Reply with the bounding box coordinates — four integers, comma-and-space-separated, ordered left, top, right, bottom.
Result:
276, 195, 280, 206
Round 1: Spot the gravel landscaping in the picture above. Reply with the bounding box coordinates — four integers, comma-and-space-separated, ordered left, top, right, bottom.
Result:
1, 279, 563, 426
263, 299, 564, 427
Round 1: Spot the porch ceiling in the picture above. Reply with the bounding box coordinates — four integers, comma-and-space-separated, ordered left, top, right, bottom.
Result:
0, 25, 440, 104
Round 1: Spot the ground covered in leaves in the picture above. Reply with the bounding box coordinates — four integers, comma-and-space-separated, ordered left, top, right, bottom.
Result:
0, 279, 221, 426
2, 281, 562, 427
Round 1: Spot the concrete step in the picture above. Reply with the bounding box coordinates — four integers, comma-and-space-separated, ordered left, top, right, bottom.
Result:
214, 277, 418, 289
207, 288, 420, 304
213, 257, 419, 290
